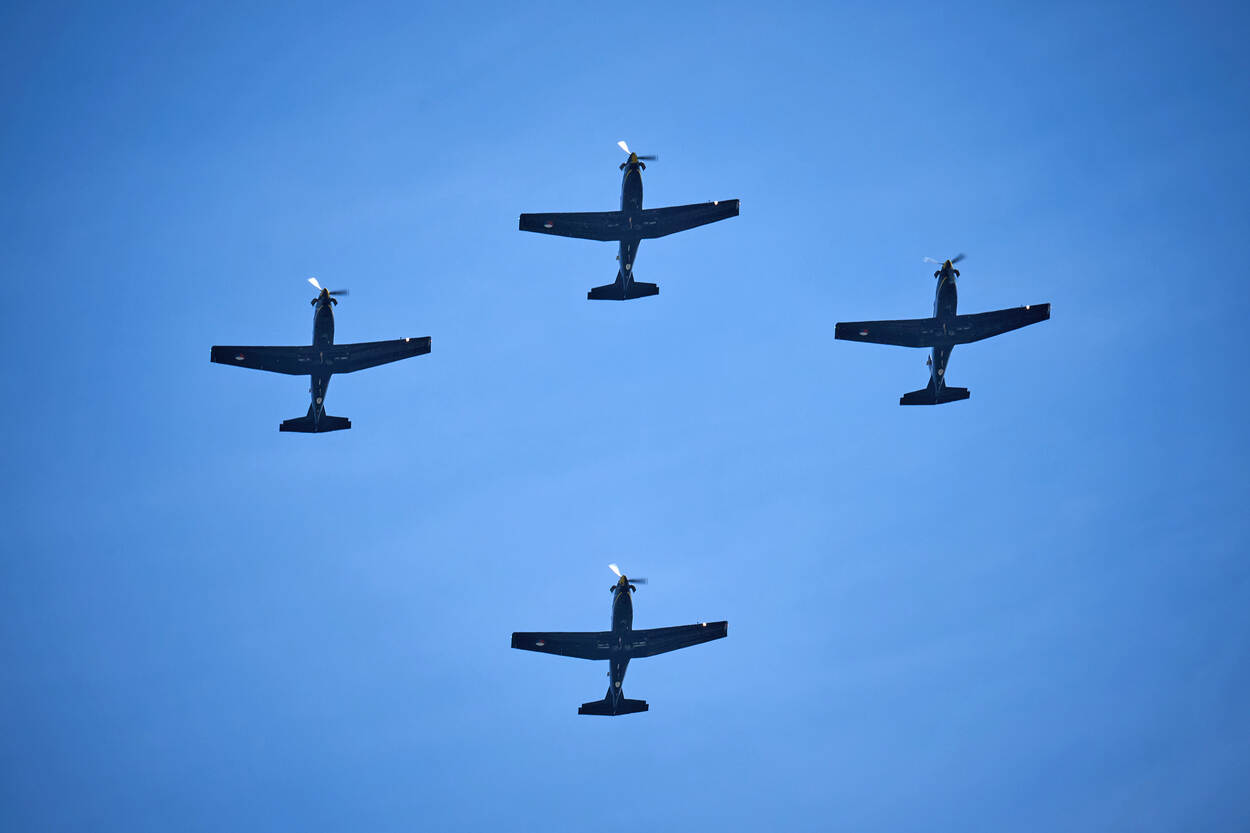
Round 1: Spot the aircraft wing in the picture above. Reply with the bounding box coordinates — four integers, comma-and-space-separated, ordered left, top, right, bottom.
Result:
211, 345, 312, 375
948, 304, 1050, 344
627, 621, 728, 658
212, 339, 431, 375
519, 211, 628, 241
836, 304, 1050, 348
834, 318, 945, 348
519, 200, 739, 241
321, 337, 432, 373
511, 631, 613, 660
636, 200, 739, 239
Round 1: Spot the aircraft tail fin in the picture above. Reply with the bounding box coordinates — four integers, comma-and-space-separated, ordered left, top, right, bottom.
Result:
578, 692, 649, 716
279, 406, 352, 433
588, 273, 658, 301
900, 380, 970, 406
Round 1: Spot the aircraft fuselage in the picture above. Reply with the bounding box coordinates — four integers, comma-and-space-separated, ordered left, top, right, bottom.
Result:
606, 578, 636, 711
928, 262, 960, 389
616, 157, 645, 284
313, 294, 335, 346
309, 290, 337, 422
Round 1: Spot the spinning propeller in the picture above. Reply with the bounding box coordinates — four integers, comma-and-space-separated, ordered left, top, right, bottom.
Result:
308, 275, 350, 301
923, 253, 965, 266
608, 563, 647, 589
308, 277, 349, 302
617, 140, 658, 167
924, 253, 965, 278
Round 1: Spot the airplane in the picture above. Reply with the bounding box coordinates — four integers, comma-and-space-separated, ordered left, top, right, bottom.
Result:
511, 564, 728, 716
210, 278, 431, 432
518, 141, 740, 300
835, 255, 1050, 405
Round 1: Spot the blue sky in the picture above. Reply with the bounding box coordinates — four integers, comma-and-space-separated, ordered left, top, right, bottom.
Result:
2, 1, 1248, 830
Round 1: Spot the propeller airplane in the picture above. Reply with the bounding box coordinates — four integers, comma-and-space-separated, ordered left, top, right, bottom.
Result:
210, 278, 431, 432
835, 255, 1050, 404
518, 141, 740, 300
512, 564, 728, 716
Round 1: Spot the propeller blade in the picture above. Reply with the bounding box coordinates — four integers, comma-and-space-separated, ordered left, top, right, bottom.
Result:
328, 289, 349, 296
923, 257, 942, 265
617, 140, 630, 154
308, 277, 322, 290
608, 563, 622, 577
636, 154, 658, 161
631, 578, 648, 585
951, 253, 966, 264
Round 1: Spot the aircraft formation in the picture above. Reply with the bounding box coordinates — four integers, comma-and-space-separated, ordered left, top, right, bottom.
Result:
211, 142, 1050, 714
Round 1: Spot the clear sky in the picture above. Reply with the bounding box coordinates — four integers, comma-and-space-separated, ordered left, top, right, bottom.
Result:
3, 1, 1248, 830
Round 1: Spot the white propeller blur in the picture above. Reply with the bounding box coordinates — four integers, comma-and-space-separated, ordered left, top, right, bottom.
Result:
617, 140, 630, 154
308, 277, 322, 290
608, 563, 647, 584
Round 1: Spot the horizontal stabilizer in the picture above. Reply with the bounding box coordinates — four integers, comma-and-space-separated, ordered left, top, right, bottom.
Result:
588, 276, 658, 301
279, 408, 351, 432
900, 383, 969, 406
578, 696, 649, 716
